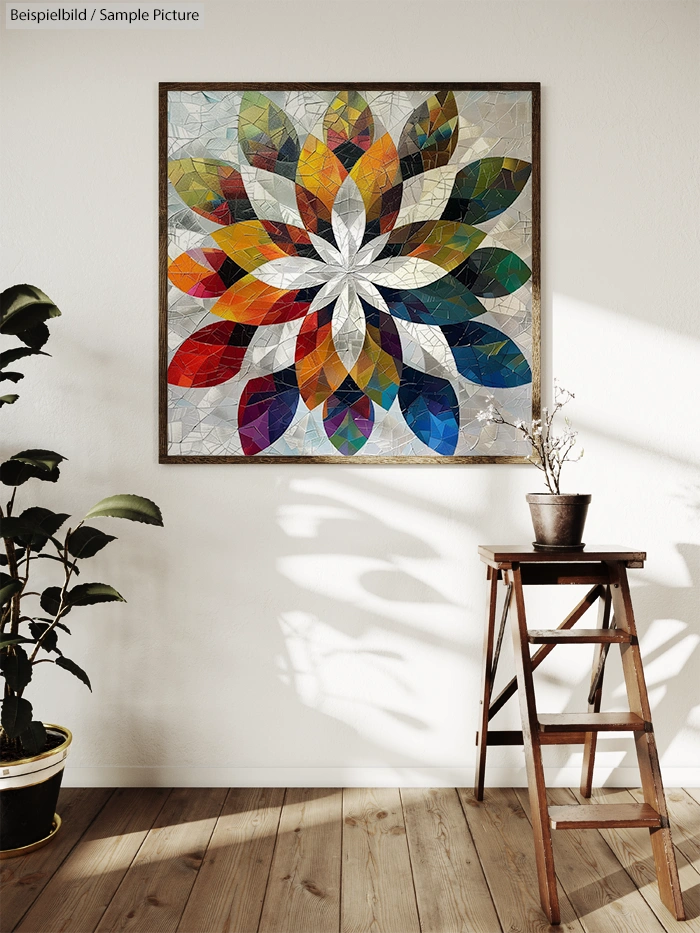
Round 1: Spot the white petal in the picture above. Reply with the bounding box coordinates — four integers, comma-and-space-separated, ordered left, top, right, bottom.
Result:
254, 256, 330, 290
395, 165, 461, 227
241, 318, 304, 377
309, 231, 343, 267
239, 162, 304, 228
393, 318, 460, 381
331, 175, 366, 265
363, 256, 449, 289
309, 275, 346, 312
332, 282, 366, 371
353, 277, 390, 313
354, 232, 390, 268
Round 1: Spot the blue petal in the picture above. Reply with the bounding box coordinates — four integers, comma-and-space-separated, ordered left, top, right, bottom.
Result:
398, 366, 459, 455
379, 275, 486, 326
442, 322, 531, 388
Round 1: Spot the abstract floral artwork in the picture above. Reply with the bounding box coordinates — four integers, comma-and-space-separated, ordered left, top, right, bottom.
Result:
160, 84, 540, 462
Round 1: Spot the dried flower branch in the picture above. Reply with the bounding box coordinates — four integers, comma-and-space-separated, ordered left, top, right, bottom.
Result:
477, 381, 583, 494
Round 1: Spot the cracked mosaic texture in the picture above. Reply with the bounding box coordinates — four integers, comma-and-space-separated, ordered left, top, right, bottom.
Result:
165, 88, 537, 458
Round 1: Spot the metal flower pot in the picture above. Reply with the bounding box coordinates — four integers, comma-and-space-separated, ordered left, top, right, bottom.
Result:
0, 724, 71, 858
526, 493, 591, 549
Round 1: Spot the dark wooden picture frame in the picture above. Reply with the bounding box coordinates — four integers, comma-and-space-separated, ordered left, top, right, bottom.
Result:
159, 83, 540, 463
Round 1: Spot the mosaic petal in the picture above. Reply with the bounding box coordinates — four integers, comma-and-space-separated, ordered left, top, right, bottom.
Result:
332, 175, 366, 262
168, 249, 246, 298
349, 134, 402, 236
168, 159, 255, 225
386, 220, 485, 272
442, 157, 532, 225
395, 165, 461, 227
398, 366, 459, 455
211, 274, 315, 325
379, 274, 486, 325
362, 256, 448, 289
168, 321, 256, 388
323, 377, 374, 455
323, 91, 375, 171
296, 136, 348, 238
238, 366, 300, 455
212, 220, 313, 273
442, 321, 531, 387
239, 163, 304, 228
350, 302, 403, 410
238, 91, 300, 180
398, 91, 459, 180
253, 256, 330, 290
454, 247, 532, 298
295, 304, 348, 409
332, 283, 366, 372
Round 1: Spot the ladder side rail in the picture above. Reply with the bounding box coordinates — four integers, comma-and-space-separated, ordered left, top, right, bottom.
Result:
580, 585, 612, 796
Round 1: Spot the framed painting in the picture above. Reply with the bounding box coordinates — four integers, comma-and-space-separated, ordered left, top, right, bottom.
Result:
159, 83, 540, 463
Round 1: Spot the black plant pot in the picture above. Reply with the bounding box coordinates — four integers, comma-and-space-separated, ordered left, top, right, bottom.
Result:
526, 493, 591, 549
0, 725, 71, 857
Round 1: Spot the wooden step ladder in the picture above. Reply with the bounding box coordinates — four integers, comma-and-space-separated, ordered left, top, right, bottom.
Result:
475, 545, 685, 925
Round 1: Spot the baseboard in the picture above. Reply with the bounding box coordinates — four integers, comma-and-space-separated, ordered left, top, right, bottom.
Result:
61, 766, 700, 788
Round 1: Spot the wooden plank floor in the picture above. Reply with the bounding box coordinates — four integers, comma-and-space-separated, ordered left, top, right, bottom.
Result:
2, 788, 700, 933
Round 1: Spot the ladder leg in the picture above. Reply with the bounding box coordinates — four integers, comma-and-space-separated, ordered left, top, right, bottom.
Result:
609, 562, 685, 921
580, 586, 612, 796
475, 566, 499, 800
509, 565, 560, 925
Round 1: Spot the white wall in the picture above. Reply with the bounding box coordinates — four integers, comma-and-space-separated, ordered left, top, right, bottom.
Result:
1, 0, 699, 787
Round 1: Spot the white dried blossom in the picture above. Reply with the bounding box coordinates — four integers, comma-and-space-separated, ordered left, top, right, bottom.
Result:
475, 381, 582, 493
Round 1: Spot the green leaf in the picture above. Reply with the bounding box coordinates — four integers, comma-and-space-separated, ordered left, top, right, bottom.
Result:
40, 585, 62, 616
0, 449, 65, 486
0, 346, 46, 370
0, 636, 32, 649
67, 582, 125, 606
29, 621, 58, 653
0, 372, 24, 384
1, 694, 32, 739
0, 394, 19, 406
67, 526, 116, 559
0, 516, 33, 539
0, 645, 32, 692
55, 656, 92, 692
20, 720, 47, 756
0, 574, 22, 606
85, 495, 163, 527
17, 322, 50, 351
0, 285, 60, 336
15, 507, 70, 552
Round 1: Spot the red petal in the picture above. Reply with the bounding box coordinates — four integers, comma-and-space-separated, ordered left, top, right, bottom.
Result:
167, 321, 255, 388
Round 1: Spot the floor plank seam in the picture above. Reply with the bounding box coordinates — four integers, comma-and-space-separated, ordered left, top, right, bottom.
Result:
91, 787, 174, 933
256, 787, 287, 933
338, 788, 344, 933
397, 788, 424, 933
8, 789, 118, 933
172, 787, 230, 933
454, 789, 506, 933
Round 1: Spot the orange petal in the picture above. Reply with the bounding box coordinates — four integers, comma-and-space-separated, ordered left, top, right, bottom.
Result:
210, 275, 294, 325
350, 133, 402, 224
389, 220, 486, 273
212, 221, 299, 272
295, 307, 348, 409
295, 136, 347, 233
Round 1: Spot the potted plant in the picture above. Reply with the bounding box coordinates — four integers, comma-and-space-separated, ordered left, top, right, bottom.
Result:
477, 382, 588, 548
0, 284, 163, 857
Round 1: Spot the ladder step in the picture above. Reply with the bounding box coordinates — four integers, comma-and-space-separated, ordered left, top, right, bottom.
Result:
549, 803, 661, 830
538, 713, 649, 733
527, 628, 633, 644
